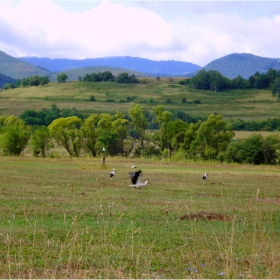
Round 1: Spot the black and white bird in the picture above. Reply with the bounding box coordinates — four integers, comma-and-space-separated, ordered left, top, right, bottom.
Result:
202, 172, 207, 184
101, 147, 106, 153
129, 169, 149, 188
131, 165, 137, 169
110, 169, 116, 178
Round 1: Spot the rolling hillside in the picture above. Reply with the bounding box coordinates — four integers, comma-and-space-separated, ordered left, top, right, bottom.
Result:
202, 53, 280, 79
20, 56, 202, 77
3, 50, 280, 82
0, 50, 50, 79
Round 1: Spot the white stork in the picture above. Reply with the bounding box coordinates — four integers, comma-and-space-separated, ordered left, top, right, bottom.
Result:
129, 169, 149, 188
110, 169, 116, 178
202, 172, 207, 184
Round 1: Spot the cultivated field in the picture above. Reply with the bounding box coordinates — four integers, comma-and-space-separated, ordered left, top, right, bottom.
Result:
0, 156, 279, 278
1, 78, 280, 121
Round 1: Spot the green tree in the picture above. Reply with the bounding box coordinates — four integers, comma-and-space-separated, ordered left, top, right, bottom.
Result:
184, 120, 202, 158
97, 113, 120, 155
29, 75, 41, 86
112, 111, 129, 155
224, 139, 246, 163
40, 76, 50, 86
80, 114, 99, 157
262, 135, 280, 164
48, 116, 82, 157
242, 134, 264, 164
196, 114, 235, 160
0, 115, 31, 155
191, 69, 210, 90
30, 126, 53, 157
116, 73, 139, 83
208, 70, 225, 92
152, 105, 173, 151
57, 73, 68, 83
169, 119, 189, 151
129, 104, 148, 149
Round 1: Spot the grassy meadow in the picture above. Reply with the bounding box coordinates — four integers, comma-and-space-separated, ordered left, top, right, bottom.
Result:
0, 77, 280, 120
0, 156, 279, 278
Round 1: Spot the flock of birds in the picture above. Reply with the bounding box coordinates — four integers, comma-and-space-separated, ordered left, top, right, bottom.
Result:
110, 166, 149, 189
105, 144, 208, 188
109, 166, 208, 189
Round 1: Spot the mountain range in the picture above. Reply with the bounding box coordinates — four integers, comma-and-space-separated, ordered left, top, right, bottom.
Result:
1, 50, 280, 88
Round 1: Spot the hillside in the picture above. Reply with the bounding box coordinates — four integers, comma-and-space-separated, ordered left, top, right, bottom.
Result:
202, 53, 280, 79
20, 56, 202, 77
0, 73, 15, 88
1, 78, 279, 122
0, 50, 50, 79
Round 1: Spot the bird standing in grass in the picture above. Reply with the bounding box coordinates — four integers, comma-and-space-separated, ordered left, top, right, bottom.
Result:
202, 172, 207, 184
110, 169, 116, 178
129, 169, 149, 188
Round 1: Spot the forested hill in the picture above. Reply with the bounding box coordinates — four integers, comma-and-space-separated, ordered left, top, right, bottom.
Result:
202, 53, 280, 79
19, 56, 201, 77
0, 50, 50, 79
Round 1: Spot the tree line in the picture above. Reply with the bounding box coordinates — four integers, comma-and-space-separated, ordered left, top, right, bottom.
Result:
81, 71, 139, 84
3, 75, 51, 89
19, 103, 280, 132
1, 104, 280, 165
180, 68, 280, 94
2, 71, 140, 90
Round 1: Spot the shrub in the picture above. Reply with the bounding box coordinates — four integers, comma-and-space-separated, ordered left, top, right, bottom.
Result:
89, 95, 96, 102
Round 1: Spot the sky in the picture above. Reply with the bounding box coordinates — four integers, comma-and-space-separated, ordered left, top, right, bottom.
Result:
0, 0, 280, 66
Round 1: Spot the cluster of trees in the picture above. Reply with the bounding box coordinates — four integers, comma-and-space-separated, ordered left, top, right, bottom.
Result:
19, 104, 205, 129
2, 73, 70, 89
229, 118, 280, 131
180, 68, 280, 93
1, 104, 280, 165
82, 71, 114, 82
20, 104, 86, 126
4, 75, 50, 89
81, 71, 139, 84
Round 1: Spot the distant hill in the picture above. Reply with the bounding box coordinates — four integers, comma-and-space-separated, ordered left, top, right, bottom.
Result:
0, 73, 15, 88
20, 56, 202, 77
202, 53, 280, 79
0, 50, 50, 79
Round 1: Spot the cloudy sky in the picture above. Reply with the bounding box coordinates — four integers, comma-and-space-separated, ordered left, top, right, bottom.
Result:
0, 0, 280, 66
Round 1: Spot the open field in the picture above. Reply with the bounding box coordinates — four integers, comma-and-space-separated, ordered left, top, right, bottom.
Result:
233, 130, 280, 139
0, 156, 279, 278
1, 78, 280, 120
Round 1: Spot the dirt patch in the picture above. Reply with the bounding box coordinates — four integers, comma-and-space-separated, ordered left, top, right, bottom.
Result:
180, 211, 231, 221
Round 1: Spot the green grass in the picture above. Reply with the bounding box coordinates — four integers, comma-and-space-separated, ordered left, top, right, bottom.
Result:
1, 78, 279, 120
0, 156, 279, 278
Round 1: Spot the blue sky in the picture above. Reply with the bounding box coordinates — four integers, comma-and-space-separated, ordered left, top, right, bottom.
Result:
0, 1, 280, 66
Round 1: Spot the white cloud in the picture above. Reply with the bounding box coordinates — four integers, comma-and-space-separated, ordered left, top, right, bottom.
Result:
0, 0, 174, 60
1, 1, 280, 66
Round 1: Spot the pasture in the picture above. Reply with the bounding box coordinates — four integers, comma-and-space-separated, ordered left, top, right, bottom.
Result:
0, 156, 279, 278
1, 78, 279, 121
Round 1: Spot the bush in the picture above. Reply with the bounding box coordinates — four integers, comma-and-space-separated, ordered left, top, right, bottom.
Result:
89, 95, 96, 102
